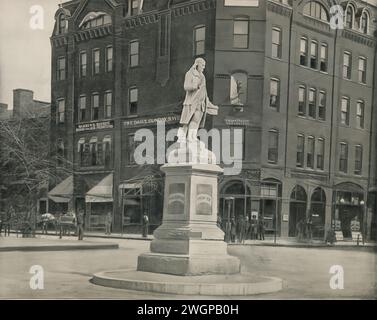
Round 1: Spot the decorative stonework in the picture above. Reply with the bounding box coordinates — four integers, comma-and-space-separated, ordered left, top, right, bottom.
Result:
73, 25, 113, 42
267, 0, 292, 18
173, 0, 216, 18
51, 36, 68, 48
291, 170, 329, 183
341, 29, 375, 48
296, 18, 333, 37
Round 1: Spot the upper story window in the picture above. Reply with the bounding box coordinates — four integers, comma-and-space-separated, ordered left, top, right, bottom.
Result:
131, 0, 141, 16
307, 136, 315, 169
320, 43, 328, 72
358, 57, 367, 84
308, 88, 316, 119
303, 1, 329, 22
317, 138, 325, 170
56, 139, 65, 167
360, 11, 369, 34
79, 12, 112, 30
106, 46, 113, 72
57, 14, 68, 34
57, 57, 66, 81
341, 97, 350, 126
310, 41, 318, 69
356, 100, 365, 129
339, 142, 348, 173
230, 73, 247, 106
92, 93, 99, 121
343, 51, 352, 80
103, 136, 112, 168
345, 4, 355, 29
300, 37, 308, 66
233, 18, 249, 49
296, 134, 305, 168
105, 91, 112, 119
57, 99, 65, 124
272, 27, 282, 59
129, 40, 139, 67
298, 85, 306, 116
80, 51, 87, 77
78, 138, 85, 166
93, 49, 100, 75
270, 78, 280, 111
129, 87, 138, 115
268, 129, 279, 164
79, 95, 86, 122
354, 145, 363, 175
194, 25, 206, 57
318, 91, 326, 121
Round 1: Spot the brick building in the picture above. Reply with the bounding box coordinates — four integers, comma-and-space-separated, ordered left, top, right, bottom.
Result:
50, 0, 377, 239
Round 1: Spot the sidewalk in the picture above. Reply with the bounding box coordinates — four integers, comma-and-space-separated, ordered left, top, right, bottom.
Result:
0, 234, 119, 252
229, 237, 377, 249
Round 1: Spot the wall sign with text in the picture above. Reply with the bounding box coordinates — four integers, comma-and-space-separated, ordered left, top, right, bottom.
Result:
76, 120, 114, 132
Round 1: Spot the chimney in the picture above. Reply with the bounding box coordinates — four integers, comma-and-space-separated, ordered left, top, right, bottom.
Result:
13, 89, 34, 118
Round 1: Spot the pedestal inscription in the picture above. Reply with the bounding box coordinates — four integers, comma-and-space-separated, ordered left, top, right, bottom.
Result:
196, 184, 212, 216
167, 183, 185, 215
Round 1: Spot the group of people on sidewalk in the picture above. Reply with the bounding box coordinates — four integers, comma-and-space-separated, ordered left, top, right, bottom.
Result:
296, 217, 313, 242
219, 215, 266, 244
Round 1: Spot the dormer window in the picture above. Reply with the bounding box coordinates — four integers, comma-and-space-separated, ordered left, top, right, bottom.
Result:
360, 11, 369, 34
131, 0, 140, 16
79, 12, 112, 30
58, 14, 68, 34
303, 1, 329, 22
345, 4, 355, 29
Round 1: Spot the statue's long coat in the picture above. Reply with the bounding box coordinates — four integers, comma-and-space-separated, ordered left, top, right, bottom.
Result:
179, 68, 218, 128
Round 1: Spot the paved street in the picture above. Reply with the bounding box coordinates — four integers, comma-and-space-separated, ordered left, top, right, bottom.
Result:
0, 237, 376, 299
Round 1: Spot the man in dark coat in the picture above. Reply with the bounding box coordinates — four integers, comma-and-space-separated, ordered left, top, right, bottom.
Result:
258, 216, 265, 241
230, 217, 237, 243
76, 210, 84, 241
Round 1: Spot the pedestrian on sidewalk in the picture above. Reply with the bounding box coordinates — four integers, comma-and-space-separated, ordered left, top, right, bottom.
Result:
296, 219, 303, 241
258, 216, 265, 241
306, 216, 313, 242
105, 211, 112, 235
142, 212, 149, 238
230, 217, 236, 243
76, 210, 84, 241
245, 216, 251, 241
224, 218, 231, 243
251, 216, 257, 240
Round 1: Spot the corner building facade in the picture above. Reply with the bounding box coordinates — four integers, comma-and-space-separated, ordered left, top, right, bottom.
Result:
50, 0, 377, 240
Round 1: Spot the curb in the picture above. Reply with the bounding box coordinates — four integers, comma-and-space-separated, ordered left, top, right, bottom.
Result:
91, 269, 283, 296
0, 243, 119, 252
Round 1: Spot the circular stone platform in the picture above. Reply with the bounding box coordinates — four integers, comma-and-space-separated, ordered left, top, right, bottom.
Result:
91, 270, 283, 296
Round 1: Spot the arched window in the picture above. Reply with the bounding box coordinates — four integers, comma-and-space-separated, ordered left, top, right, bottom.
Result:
230, 72, 247, 105
79, 12, 112, 29
103, 136, 112, 168
57, 14, 67, 34
360, 11, 369, 34
303, 1, 329, 22
345, 4, 355, 29
57, 139, 64, 166
290, 185, 307, 202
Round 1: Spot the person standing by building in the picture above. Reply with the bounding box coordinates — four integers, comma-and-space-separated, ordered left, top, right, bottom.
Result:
244, 216, 251, 242
230, 217, 237, 243
251, 216, 257, 240
142, 212, 149, 238
306, 215, 313, 242
105, 211, 112, 236
224, 218, 231, 243
258, 215, 265, 241
76, 209, 84, 241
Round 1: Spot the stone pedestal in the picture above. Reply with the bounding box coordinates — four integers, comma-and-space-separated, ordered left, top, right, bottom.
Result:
137, 163, 241, 276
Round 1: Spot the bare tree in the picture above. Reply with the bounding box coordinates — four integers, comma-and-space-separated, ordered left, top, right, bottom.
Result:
0, 115, 72, 226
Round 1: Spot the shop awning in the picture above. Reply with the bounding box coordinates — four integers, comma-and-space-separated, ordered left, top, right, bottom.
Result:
85, 174, 113, 203
48, 176, 73, 203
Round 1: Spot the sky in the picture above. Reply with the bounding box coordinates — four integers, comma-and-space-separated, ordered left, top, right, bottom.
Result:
0, 0, 63, 108
0, 0, 376, 108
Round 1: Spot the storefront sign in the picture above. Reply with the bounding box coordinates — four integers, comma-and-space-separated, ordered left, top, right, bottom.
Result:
123, 115, 180, 128
196, 184, 212, 215
76, 120, 114, 132
167, 183, 185, 215
224, 0, 259, 6
225, 119, 251, 127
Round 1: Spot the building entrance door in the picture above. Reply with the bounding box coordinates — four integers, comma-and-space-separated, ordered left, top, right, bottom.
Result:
289, 185, 307, 237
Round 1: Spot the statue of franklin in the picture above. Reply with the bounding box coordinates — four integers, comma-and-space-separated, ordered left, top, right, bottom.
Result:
177, 58, 218, 143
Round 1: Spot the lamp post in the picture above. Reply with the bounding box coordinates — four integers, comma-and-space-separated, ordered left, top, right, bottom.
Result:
360, 200, 366, 245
